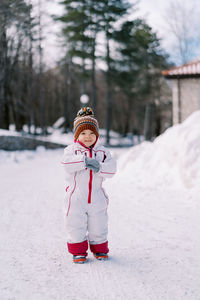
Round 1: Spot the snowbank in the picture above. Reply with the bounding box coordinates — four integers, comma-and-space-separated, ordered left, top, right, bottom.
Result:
0, 129, 20, 136
117, 111, 200, 190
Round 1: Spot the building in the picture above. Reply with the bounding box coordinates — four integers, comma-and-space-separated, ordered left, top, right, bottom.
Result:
162, 59, 200, 124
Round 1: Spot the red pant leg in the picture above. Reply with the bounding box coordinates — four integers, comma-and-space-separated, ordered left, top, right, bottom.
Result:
89, 241, 109, 254
67, 240, 88, 256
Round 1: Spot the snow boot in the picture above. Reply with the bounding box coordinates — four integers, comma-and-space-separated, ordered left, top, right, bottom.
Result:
93, 253, 108, 260
73, 255, 87, 264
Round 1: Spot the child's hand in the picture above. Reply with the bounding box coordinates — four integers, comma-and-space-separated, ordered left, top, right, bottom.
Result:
85, 157, 100, 173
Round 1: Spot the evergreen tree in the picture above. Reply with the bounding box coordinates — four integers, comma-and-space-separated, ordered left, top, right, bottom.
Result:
95, 0, 132, 144
56, 0, 132, 140
113, 19, 169, 138
57, 0, 94, 94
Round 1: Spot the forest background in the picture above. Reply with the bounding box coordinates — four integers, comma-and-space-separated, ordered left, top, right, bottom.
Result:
1, 0, 199, 143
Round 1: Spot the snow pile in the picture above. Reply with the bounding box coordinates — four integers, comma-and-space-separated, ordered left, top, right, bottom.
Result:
0, 129, 20, 136
117, 111, 200, 190
46, 130, 73, 145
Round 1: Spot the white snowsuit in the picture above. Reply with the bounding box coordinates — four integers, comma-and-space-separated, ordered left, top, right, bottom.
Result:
61, 140, 116, 255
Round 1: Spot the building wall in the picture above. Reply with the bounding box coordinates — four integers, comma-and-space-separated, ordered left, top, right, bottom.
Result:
172, 78, 200, 124
180, 78, 200, 122
172, 79, 180, 124
159, 79, 172, 132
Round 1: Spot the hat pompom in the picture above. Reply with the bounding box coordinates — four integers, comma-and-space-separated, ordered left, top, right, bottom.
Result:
76, 106, 94, 117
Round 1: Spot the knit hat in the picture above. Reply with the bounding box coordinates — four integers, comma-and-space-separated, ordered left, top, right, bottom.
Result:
73, 107, 99, 141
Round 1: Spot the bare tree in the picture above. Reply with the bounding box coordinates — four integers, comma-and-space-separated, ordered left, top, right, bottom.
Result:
0, 0, 30, 129
165, 0, 200, 64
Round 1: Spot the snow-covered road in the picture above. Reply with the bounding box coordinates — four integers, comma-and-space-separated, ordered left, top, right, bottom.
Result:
0, 147, 200, 300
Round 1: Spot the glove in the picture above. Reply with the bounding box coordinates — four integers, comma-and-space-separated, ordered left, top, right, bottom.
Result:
85, 157, 100, 173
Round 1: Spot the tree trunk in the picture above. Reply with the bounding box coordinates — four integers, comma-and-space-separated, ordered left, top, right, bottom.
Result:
144, 103, 152, 140
38, 0, 46, 135
81, 55, 86, 99
106, 35, 112, 145
27, 2, 34, 134
91, 34, 97, 113
63, 58, 70, 132
0, 25, 7, 129
123, 97, 133, 136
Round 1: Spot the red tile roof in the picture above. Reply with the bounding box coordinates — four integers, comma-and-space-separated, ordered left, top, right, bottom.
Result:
162, 59, 200, 77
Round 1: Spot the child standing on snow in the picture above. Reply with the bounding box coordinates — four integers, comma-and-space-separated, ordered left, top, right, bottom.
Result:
61, 107, 116, 263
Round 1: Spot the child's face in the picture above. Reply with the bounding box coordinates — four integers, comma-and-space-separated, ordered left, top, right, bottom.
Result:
78, 129, 97, 147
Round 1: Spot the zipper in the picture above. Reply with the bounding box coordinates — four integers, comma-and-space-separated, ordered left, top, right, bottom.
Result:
88, 148, 93, 204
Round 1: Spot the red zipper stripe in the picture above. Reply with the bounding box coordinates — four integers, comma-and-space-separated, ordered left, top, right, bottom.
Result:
88, 170, 92, 203
88, 149, 93, 204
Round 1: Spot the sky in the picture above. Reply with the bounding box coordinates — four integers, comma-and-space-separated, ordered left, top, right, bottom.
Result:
40, 0, 200, 69
132, 0, 200, 64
